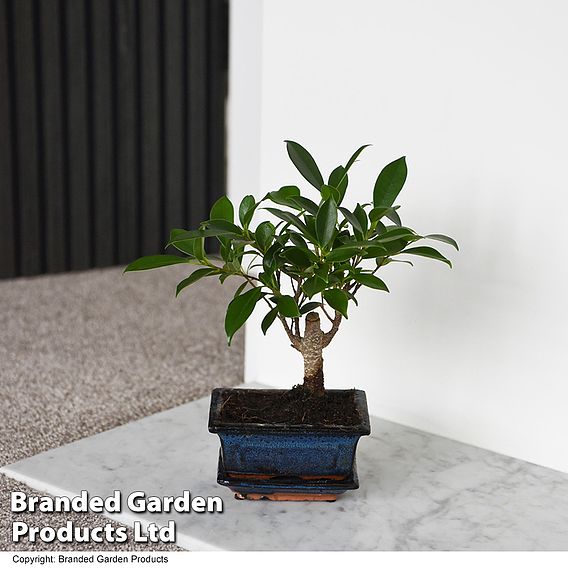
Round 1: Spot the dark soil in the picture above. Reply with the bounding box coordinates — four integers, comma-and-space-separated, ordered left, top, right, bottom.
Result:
218, 386, 362, 427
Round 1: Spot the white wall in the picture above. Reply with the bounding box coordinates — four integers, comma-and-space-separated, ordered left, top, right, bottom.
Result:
228, 0, 568, 473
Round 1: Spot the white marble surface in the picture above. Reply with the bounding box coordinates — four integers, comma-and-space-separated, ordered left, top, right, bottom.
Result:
3, 384, 568, 550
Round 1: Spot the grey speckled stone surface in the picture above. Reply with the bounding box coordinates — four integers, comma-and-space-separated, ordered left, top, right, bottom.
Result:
4, 384, 568, 551
0, 266, 243, 551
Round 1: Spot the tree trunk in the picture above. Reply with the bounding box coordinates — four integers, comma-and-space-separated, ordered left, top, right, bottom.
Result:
302, 312, 324, 395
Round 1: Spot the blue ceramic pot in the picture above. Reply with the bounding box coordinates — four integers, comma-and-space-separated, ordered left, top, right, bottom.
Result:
208, 388, 371, 500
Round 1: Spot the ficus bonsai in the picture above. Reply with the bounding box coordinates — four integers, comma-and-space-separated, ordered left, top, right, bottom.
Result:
125, 141, 458, 396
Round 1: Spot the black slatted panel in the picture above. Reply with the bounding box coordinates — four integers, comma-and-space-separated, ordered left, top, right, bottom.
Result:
11, 0, 41, 276
65, 0, 92, 270
206, 0, 228, 216
0, 0, 228, 279
0, 0, 15, 278
163, 0, 185, 235
139, 0, 162, 256
187, 0, 208, 229
114, 0, 139, 264
90, 0, 115, 268
38, 0, 66, 273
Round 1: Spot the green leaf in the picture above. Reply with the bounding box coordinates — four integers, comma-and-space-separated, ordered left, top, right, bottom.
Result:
300, 301, 321, 314
361, 246, 389, 259
168, 227, 237, 245
326, 246, 360, 263
302, 276, 328, 298
261, 306, 279, 335
265, 208, 315, 241
203, 219, 243, 235
124, 255, 189, 272
225, 287, 264, 345
285, 140, 324, 190
425, 233, 459, 251
373, 156, 408, 207
255, 221, 275, 251
168, 229, 196, 256
315, 199, 337, 248
382, 258, 414, 267
239, 195, 257, 227
328, 165, 346, 187
192, 237, 205, 260
370, 238, 403, 255
320, 184, 341, 203
328, 273, 342, 284
339, 207, 363, 234
176, 268, 218, 296
258, 271, 276, 289
345, 144, 371, 172
345, 290, 359, 307
354, 204, 368, 235
277, 295, 301, 317
219, 241, 230, 262
304, 216, 317, 241
323, 289, 349, 318
369, 206, 400, 225
353, 273, 389, 291
314, 264, 329, 282
330, 263, 351, 279
385, 208, 402, 226
288, 233, 308, 249
267, 186, 301, 207
400, 246, 452, 267
328, 166, 348, 203
265, 207, 307, 229
288, 195, 319, 215
263, 242, 282, 275
210, 195, 234, 222
374, 227, 418, 243
281, 247, 316, 268
233, 281, 249, 298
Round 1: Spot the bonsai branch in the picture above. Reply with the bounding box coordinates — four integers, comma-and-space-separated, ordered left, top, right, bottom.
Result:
279, 316, 302, 351
320, 303, 335, 324
293, 317, 301, 337
239, 272, 263, 289
322, 311, 342, 348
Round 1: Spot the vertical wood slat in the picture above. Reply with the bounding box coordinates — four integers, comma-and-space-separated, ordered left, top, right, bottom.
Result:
90, 0, 115, 267
187, 0, 207, 229
206, 0, 228, 214
114, 0, 139, 264
0, 0, 227, 279
39, 0, 66, 273
163, 0, 185, 232
11, 0, 41, 276
65, 0, 91, 270
0, 0, 16, 278
139, 0, 162, 254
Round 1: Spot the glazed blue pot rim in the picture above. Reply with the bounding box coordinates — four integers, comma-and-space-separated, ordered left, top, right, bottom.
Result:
208, 387, 371, 435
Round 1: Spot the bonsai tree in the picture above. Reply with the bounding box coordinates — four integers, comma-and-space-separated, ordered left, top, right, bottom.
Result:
125, 141, 457, 396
